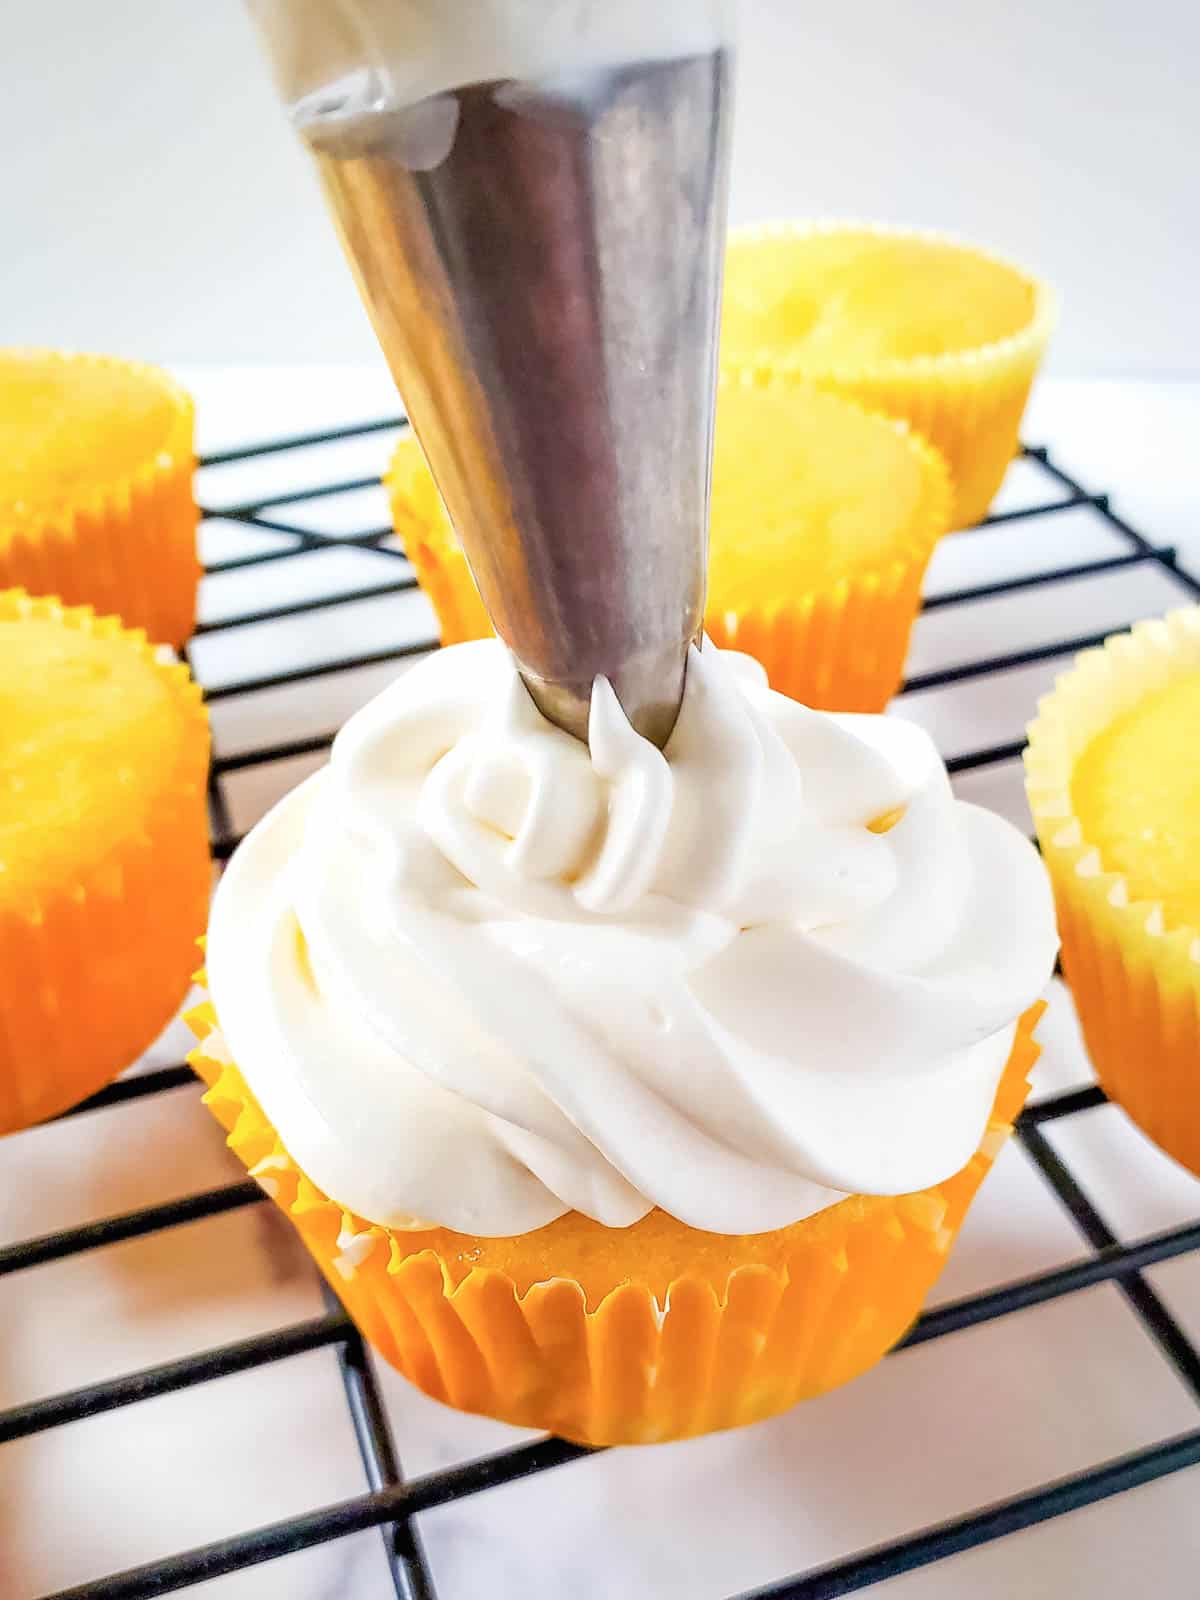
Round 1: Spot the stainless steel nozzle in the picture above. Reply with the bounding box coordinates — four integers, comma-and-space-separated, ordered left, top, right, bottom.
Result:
250, 7, 734, 745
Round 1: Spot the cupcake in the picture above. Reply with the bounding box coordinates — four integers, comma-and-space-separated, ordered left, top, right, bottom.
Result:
0, 589, 210, 1131
1026, 607, 1200, 1176
0, 350, 200, 646
389, 380, 953, 712
192, 640, 1056, 1444
387, 427, 491, 651
720, 223, 1056, 528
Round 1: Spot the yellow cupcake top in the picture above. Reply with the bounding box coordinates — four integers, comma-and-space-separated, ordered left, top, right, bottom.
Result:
0, 590, 208, 911
0, 350, 193, 543
722, 225, 1044, 372
388, 429, 452, 559
710, 378, 950, 604
1071, 670, 1200, 931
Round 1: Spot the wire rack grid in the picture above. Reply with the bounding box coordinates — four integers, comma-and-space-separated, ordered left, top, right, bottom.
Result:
2, 419, 1200, 1600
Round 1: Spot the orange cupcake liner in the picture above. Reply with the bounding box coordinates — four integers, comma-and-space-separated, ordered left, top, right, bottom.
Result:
188, 999, 1042, 1445
1026, 608, 1200, 1175
705, 557, 926, 713
0, 591, 211, 1132
724, 222, 1057, 529
387, 411, 951, 714
0, 351, 200, 647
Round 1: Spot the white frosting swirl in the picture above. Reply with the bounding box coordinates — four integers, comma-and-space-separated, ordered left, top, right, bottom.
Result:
206, 641, 1057, 1237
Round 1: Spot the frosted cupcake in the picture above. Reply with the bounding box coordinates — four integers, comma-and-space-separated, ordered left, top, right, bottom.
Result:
0, 350, 199, 646
192, 640, 1055, 1444
1026, 608, 1200, 1175
389, 379, 953, 712
0, 589, 210, 1131
720, 224, 1056, 528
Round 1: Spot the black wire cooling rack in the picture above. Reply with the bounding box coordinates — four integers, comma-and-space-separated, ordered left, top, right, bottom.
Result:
2, 420, 1200, 1600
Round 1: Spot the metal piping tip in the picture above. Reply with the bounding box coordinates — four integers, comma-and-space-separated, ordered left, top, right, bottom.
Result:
250, 7, 734, 746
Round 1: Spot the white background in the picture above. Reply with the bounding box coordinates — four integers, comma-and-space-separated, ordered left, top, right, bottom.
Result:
3, 0, 1198, 375
4, 5, 1200, 1597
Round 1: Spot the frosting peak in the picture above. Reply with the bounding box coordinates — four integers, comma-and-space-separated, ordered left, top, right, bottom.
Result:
206, 641, 1057, 1237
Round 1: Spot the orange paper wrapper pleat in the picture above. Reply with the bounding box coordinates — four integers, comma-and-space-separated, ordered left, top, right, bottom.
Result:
188, 1000, 1042, 1445
703, 564, 927, 713
722, 223, 1057, 529
1026, 608, 1200, 1175
0, 592, 211, 1131
0, 351, 200, 646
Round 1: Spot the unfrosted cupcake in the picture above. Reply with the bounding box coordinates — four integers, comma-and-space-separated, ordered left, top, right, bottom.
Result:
192, 640, 1055, 1444
0, 589, 210, 1131
1026, 608, 1200, 1175
389, 379, 953, 712
0, 350, 200, 646
720, 223, 1056, 528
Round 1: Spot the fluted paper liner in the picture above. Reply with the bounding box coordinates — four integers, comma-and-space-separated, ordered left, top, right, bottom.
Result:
0, 350, 200, 646
188, 998, 1042, 1445
0, 590, 210, 1131
387, 383, 953, 713
721, 222, 1057, 529
1026, 607, 1200, 1175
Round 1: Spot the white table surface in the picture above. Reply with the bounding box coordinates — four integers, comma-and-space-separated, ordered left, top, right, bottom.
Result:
2, 370, 1199, 1600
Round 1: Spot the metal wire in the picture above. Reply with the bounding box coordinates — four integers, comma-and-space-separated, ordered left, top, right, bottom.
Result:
4, 426, 1198, 1600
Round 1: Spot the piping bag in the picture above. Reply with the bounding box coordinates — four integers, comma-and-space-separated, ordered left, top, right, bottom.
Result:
248, 0, 735, 746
